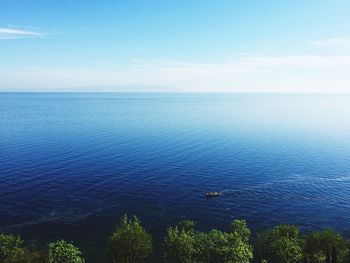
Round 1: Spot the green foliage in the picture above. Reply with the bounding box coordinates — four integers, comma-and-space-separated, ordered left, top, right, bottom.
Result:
303, 229, 350, 263
0, 233, 46, 263
163, 221, 197, 263
228, 219, 254, 263
2, 219, 350, 263
0, 233, 28, 263
256, 225, 303, 263
48, 240, 84, 263
107, 214, 153, 263
178, 220, 196, 233
230, 220, 251, 243
197, 228, 253, 263
163, 219, 253, 263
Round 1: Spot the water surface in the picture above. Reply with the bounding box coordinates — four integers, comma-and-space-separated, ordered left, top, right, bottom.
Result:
1, 93, 350, 260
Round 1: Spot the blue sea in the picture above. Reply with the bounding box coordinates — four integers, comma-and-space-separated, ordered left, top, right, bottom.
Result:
1, 93, 350, 260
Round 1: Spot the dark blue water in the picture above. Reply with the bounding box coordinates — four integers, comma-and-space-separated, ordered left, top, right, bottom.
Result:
1, 93, 350, 260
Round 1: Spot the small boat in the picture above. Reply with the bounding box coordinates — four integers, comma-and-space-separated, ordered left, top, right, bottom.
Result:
206, 192, 222, 198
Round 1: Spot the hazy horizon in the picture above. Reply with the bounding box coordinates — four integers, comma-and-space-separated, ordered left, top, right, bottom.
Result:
3, 89, 350, 94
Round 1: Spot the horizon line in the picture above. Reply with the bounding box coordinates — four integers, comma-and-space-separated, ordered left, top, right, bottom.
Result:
2, 90, 350, 95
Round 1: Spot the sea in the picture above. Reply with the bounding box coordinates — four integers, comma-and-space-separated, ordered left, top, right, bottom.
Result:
1, 92, 350, 261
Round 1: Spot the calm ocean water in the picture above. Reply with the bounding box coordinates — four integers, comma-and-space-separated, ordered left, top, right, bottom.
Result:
1, 92, 350, 260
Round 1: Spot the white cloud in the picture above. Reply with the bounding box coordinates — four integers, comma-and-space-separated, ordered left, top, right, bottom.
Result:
1, 54, 350, 92
0, 28, 44, 40
309, 37, 350, 49
139, 55, 350, 71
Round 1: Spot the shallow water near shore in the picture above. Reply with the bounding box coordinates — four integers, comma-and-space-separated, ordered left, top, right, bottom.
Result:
1, 92, 350, 261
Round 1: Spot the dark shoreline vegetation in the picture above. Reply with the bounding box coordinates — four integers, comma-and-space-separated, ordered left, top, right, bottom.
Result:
1, 215, 350, 263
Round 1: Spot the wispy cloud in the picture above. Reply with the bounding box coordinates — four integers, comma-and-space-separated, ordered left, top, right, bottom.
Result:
0, 28, 44, 40
309, 37, 350, 48
2, 54, 350, 92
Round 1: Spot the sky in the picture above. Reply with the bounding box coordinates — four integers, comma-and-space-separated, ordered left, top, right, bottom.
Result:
1, 0, 350, 92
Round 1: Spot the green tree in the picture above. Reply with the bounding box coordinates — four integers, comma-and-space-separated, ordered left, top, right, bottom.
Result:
107, 214, 153, 263
0, 233, 28, 263
48, 240, 84, 263
164, 219, 253, 263
227, 219, 253, 263
195, 220, 253, 263
256, 225, 303, 263
178, 220, 196, 233
0, 233, 46, 263
196, 229, 253, 263
163, 220, 197, 263
230, 220, 251, 243
303, 229, 350, 263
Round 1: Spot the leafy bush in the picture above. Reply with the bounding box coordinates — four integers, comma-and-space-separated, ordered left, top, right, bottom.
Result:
0, 233, 29, 263
303, 229, 350, 263
0, 233, 47, 263
48, 240, 84, 263
163, 219, 253, 263
163, 221, 197, 262
107, 214, 153, 263
256, 225, 303, 263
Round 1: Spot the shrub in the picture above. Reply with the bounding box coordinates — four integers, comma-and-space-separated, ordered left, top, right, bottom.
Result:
107, 215, 153, 263
0, 233, 47, 263
303, 229, 350, 263
48, 240, 84, 263
256, 225, 303, 263
163, 221, 197, 263
0, 233, 29, 263
163, 219, 253, 263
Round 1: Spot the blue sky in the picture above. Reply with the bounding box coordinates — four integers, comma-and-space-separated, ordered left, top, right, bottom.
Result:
1, 0, 350, 92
